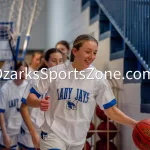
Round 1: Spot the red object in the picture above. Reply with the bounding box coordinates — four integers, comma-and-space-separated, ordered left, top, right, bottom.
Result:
132, 119, 150, 150
97, 121, 117, 140
96, 105, 108, 121
96, 140, 117, 150
82, 141, 91, 150
86, 122, 95, 139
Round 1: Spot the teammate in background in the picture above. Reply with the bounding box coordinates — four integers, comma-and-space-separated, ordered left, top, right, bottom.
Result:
26, 34, 138, 150
0, 62, 28, 150
38, 51, 47, 71
18, 48, 63, 150
56, 40, 70, 64
29, 52, 42, 72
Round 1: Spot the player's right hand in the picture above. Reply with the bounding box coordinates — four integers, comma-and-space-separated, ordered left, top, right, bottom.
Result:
40, 96, 50, 111
3, 134, 11, 149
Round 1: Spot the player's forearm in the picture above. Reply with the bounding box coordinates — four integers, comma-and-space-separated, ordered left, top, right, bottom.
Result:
20, 103, 37, 136
104, 106, 137, 128
0, 113, 7, 136
26, 93, 40, 108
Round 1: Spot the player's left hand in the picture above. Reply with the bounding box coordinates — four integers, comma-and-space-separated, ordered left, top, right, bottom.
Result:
3, 134, 11, 149
31, 131, 40, 149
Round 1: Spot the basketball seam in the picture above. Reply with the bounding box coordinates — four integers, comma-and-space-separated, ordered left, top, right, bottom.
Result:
140, 122, 150, 127
132, 132, 139, 149
136, 124, 150, 143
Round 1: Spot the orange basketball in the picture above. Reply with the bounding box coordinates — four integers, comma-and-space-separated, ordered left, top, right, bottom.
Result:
132, 119, 150, 150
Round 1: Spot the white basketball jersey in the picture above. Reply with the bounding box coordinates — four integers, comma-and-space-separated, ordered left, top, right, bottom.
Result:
30, 63, 116, 145
0, 80, 28, 136
21, 75, 45, 133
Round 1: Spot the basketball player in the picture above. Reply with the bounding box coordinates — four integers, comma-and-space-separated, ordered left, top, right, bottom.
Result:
56, 40, 70, 64
25, 35, 138, 150
0, 62, 28, 150
29, 52, 42, 72
18, 48, 63, 150
38, 51, 47, 71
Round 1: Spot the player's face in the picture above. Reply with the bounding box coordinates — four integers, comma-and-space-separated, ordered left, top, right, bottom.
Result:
47, 52, 63, 68
32, 54, 41, 68
17, 66, 26, 80
73, 41, 98, 69
56, 44, 69, 57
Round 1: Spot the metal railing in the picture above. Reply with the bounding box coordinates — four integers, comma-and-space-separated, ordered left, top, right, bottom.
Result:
95, 0, 150, 70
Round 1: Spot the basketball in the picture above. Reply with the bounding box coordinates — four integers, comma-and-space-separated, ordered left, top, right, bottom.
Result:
86, 122, 95, 139
96, 140, 117, 150
132, 119, 150, 150
97, 121, 117, 140
96, 105, 108, 121
82, 141, 91, 150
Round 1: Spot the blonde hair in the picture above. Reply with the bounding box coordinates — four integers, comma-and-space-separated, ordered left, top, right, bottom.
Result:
70, 34, 98, 62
